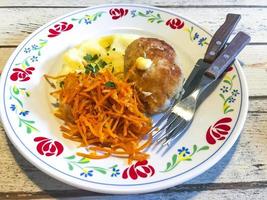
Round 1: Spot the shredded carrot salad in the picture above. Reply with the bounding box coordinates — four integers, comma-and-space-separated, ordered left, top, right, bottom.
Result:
46, 70, 152, 163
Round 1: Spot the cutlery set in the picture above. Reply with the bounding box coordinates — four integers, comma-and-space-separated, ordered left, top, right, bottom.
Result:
151, 14, 250, 146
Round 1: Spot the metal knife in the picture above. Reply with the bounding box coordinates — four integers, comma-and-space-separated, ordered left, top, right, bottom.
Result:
160, 14, 241, 139
152, 14, 241, 137
182, 13, 241, 98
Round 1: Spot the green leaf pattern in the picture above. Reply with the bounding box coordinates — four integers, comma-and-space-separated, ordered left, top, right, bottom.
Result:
131, 10, 164, 23
72, 12, 105, 24
184, 26, 209, 46
219, 74, 239, 114
9, 85, 38, 133
15, 56, 31, 70
17, 39, 48, 69
64, 155, 120, 178
162, 145, 209, 172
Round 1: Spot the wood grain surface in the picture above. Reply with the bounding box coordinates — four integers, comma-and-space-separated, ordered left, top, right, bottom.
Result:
1, 0, 267, 7
0, 0, 266, 199
1, 7, 267, 45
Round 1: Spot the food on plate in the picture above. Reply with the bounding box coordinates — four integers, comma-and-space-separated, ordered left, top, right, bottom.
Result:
47, 70, 152, 163
124, 38, 184, 114
124, 38, 183, 114
46, 34, 183, 162
61, 34, 139, 75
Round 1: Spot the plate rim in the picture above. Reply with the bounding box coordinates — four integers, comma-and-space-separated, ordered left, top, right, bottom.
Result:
0, 3, 249, 194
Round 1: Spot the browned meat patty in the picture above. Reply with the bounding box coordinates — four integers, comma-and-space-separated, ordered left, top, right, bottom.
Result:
124, 38, 183, 114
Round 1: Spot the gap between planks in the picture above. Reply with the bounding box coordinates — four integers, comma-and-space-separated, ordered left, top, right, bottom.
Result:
0, 181, 267, 199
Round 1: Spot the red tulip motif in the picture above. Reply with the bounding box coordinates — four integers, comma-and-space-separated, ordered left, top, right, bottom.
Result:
122, 160, 155, 180
10, 67, 35, 82
109, 8, 128, 20
34, 137, 64, 157
206, 117, 232, 145
166, 18, 184, 29
48, 22, 73, 38
226, 66, 234, 72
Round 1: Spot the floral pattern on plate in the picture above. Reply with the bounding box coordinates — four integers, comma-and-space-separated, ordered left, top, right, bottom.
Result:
0, 5, 246, 193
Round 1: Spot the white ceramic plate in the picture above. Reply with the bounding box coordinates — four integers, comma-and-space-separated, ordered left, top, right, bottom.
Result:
0, 4, 248, 194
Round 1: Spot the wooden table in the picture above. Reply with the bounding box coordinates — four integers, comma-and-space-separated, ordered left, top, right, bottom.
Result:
0, 1, 267, 199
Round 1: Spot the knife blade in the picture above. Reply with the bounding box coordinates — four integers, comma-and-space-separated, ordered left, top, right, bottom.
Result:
181, 13, 241, 99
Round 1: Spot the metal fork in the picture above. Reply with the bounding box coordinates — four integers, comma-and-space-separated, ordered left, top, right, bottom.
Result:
150, 13, 241, 141
153, 32, 251, 146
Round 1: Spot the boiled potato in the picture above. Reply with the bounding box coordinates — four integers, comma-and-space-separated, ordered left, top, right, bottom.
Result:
61, 34, 139, 75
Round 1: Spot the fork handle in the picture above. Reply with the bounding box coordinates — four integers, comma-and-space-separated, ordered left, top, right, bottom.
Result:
205, 31, 250, 79
204, 13, 241, 63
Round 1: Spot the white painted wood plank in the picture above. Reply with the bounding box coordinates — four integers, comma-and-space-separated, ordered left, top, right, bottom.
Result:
239, 45, 267, 67
249, 98, 267, 112
0, 7, 266, 46
1, 188, 267, 199
244, 67, 267, 96
0, 1, 266, 198
1, 0, 267, 7
0, 48, 14, 68
54, 188, 267, 200
0, 111, 266, 193
1, 187, 267, 199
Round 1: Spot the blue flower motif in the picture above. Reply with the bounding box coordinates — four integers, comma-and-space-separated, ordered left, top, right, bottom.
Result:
24, 48, 31, 53
193, 32, 199, 40
80, 169, 93, 178
232, 89, 240, 97
220, 86, 229, 93
111, 168, 120, 177
145, 10, 153, 15
31, 56, 38, 62
178, 147, 190, 157
131, 10, 137, 17
228, 96, 236, 103
198, 37, 207, 46
19, 110, 29, 116
10, 104, 16, 111
84, 19, 92, 25
31, 44, 39, 50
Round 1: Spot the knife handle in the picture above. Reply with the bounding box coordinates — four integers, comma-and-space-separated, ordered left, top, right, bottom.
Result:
204, 13, 241, 63
181, 14, 241, 99
205, 31, 250, 79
